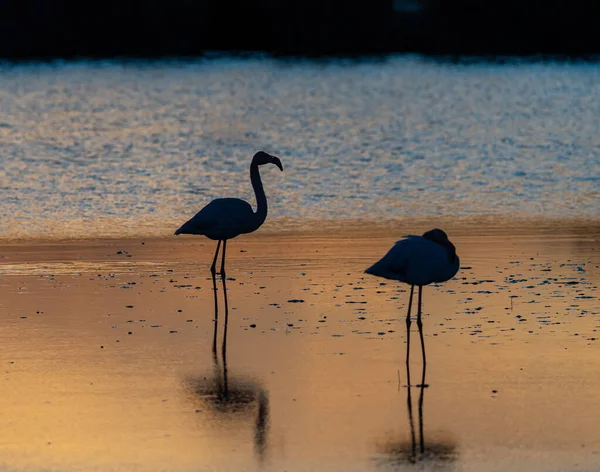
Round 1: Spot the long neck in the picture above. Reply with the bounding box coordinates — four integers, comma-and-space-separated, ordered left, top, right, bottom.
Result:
250, 162, 268, 225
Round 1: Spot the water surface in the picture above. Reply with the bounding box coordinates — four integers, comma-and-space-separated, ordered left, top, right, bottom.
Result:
0, 57, 599, 239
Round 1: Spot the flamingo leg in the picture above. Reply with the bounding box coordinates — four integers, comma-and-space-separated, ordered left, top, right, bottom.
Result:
210, 240, 222, 276
405, 285, 415, 369
221, 275, 230, 338
220, 240, 227, 279
417, 285, 426, 367
211, 270, 219, 355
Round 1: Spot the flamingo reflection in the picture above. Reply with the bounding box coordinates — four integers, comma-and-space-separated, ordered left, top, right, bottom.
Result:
375, 362, 457, 468
185, 272, 270, 462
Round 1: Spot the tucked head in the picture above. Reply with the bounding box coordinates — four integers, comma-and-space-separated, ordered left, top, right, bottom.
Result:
423, 228, 457, 262
252, 151, 283, 171
422, 228, 449, 243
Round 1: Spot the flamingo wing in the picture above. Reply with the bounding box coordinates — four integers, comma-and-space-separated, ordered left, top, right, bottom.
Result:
365, 236, 453, 285
175, 198, 256, 239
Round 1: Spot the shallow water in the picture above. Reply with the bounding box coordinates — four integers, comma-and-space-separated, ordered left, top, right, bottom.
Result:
0, 232, 598, 471
0, 57, 599, 239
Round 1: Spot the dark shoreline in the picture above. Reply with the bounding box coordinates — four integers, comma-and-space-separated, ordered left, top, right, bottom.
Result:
2, 52, 600, 66
2, 1, 600, 61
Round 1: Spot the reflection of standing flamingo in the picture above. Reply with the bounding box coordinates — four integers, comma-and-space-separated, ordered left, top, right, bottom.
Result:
185, 274, 270, 462
365, 229, 460, 366
174, 151, 283, 277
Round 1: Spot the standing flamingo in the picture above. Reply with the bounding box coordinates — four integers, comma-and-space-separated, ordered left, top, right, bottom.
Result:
174, 151, 283, 277
365, 229, 460, 366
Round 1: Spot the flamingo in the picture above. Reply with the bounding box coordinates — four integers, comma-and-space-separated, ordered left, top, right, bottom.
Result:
174, 151, 283, 277
365, 229, 459, 366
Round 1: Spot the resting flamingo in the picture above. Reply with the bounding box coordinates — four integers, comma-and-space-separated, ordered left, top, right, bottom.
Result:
365, 229, 460, 366
174, 151, 283, 277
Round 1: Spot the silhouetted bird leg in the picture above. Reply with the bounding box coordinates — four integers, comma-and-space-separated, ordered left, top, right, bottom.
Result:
210, 240, 222, 276
220, 240, 227, 278
417, 285, 426, 367
211, 271, 219, 355
405, 359, 417, 462
221, 275, 229, 358
418, 361, 426, 455
405, 285, 415, 369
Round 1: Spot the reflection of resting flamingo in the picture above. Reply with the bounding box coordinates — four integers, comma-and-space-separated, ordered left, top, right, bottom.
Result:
175, 151, 283, 277
375, 361, 458, 466
365, 229, 460, 366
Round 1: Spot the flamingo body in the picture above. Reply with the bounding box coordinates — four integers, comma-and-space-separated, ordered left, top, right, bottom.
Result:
175, 198, 259, 241
365, 233, 459, 286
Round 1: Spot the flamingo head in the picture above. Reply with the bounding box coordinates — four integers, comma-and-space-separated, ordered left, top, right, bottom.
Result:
253, 151, 283, 171
423, 228, 457, 262
422, 228, 449, 242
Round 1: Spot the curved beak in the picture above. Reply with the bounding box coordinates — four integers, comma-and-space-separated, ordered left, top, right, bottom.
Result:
272, 156, 283, 171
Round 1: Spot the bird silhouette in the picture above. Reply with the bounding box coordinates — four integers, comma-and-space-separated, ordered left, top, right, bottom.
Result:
175, 151, 283, 277
365, 229, 460, 366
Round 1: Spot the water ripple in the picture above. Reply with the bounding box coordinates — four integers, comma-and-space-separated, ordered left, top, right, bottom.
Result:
0, 57, 599, 239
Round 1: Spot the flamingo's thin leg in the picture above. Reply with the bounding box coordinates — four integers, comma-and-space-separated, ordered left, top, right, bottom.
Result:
211, 270, 219, 355
405, 284, 415, 370
210, 240, 222, 276
220, 240, 227, 278
417, 286, 426, 367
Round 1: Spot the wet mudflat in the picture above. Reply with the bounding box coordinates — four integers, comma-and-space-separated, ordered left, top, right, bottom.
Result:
0, 225, 598, 471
